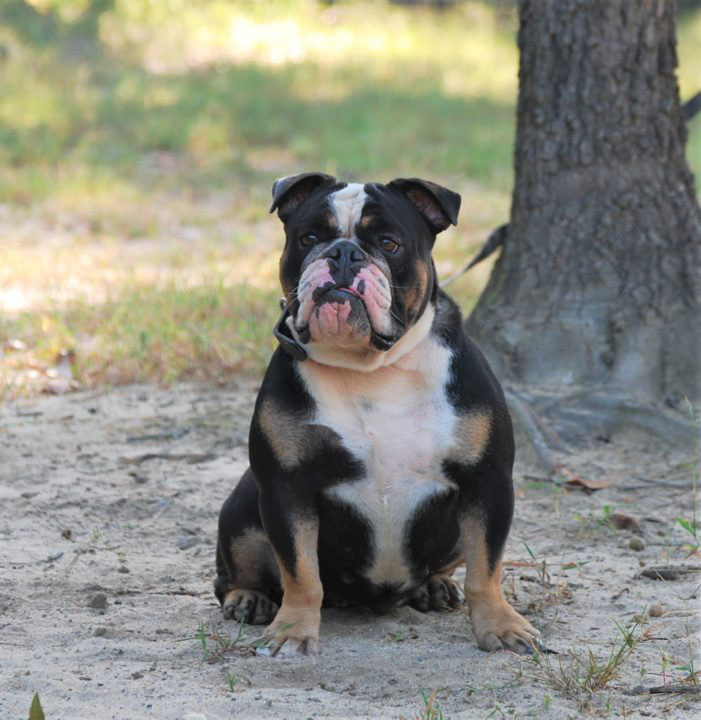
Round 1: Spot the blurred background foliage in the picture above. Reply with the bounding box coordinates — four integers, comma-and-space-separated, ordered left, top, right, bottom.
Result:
0, 0, 699, 395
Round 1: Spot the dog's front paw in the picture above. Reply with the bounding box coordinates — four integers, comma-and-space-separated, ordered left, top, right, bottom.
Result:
469, 599, 540, 653
222, 588, 278, 625
261, 605, 320, 657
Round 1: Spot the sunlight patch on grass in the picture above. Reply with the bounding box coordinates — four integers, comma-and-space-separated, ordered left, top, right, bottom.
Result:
103, 1, 519, 102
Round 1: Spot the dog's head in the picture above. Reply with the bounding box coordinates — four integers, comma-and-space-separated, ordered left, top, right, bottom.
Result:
271, 172, 460, 365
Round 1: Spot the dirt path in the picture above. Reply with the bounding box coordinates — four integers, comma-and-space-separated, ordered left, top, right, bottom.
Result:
1, 384, 699, 719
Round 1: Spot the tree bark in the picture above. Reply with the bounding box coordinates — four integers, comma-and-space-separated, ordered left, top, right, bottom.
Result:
467, 0, 701, 407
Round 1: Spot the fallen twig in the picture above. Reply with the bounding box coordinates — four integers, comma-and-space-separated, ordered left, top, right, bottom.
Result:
639, 566, 701, 581
120, 452, 217, 465
126, 428, 190, 443
625, 684, 701, 695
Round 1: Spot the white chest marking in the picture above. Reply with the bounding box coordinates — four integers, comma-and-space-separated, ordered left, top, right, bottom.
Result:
330, 183, 367, 239
297, 331, 457, 589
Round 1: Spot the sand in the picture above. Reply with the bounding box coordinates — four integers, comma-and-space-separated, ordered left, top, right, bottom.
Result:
1, 382, 699, 719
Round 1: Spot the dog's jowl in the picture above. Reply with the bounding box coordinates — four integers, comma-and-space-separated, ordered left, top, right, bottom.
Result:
214, 172, 540, 656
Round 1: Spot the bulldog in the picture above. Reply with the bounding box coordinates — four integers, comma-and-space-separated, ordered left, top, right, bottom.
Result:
214, 172, 540, 656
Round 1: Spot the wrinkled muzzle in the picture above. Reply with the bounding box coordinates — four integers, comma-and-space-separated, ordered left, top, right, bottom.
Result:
294, 257, 395, 349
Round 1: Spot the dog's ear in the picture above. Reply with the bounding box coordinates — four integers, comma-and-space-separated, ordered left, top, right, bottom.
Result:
388, 178, 461, 233
270, 172, 337, 222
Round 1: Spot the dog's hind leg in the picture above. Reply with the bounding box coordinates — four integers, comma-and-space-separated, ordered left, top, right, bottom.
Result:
408, 574, 464, 612
408, 558, 465, 612
215, 468, 281, 624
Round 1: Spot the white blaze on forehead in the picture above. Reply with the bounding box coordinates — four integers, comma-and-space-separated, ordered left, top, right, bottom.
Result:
330, 183, 367, 239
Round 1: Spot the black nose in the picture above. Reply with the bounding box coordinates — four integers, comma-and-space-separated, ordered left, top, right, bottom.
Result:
323, 240, 366, 284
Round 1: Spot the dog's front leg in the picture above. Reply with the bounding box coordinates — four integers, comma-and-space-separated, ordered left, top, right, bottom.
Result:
258, 487, 322, 656
460, 512, 540, 653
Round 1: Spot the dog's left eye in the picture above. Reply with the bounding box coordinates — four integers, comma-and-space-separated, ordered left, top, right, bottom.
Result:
379, 236, 399, 253
300, 233, 318, 246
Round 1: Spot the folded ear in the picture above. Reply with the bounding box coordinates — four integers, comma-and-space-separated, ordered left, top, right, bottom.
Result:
388, 177, 461, 233
270, 172, 337, 222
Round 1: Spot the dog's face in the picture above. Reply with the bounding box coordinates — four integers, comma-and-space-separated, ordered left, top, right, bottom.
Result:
271, 173, 460, 357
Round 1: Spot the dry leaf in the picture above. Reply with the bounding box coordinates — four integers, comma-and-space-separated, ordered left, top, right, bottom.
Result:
563, 475, 615, 491
609, 511, 642, 533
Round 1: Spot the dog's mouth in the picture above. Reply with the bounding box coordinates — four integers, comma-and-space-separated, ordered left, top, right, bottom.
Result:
293, 284, 398, 351
319, 286, 362, 304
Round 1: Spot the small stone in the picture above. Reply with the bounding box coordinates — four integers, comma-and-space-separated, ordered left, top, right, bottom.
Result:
649, 603, 665, 617
46, 550, 64, 562
89, 593, 108, 610
176, 536, 199, 550
131, 671, 143, 679
628, 537, 645, 551
94, 626, 107, 636
118, 566, 130, 574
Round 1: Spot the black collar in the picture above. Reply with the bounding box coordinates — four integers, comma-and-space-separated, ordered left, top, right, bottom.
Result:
273, 298, 308, 361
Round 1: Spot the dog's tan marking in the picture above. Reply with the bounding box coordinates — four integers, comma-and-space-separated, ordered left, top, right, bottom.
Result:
448, 410, 492, 466
461, 515, 540, 652
257, 399, 338, 470
438, 556, 464, 577
265, 520, 323, 655
257, 399, 304, 469
405, 259, 429, 319
229, 527, 276, 588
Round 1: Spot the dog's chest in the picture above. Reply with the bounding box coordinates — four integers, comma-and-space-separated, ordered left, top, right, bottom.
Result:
297, 341, 458, 587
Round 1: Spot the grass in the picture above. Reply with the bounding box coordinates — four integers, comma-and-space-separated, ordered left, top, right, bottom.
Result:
28, 693, 46, 720
0, 0, 698, 395
416, 689, 446, 720
530, 613, 649, 696
194, 616, 251, 663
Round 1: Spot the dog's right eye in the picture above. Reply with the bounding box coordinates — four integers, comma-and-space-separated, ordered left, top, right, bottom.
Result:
300, 233, 318, 246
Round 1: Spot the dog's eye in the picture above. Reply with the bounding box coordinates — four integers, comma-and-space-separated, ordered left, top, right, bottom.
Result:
379, 236, 399, 253
300, 233, 318, 247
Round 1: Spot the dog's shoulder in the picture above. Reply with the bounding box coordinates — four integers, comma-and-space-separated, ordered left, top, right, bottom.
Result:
256, 347, 313, 415
250, 348, 361, 486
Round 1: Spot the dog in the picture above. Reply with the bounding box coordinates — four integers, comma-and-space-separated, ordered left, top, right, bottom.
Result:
214, 172, 540, 656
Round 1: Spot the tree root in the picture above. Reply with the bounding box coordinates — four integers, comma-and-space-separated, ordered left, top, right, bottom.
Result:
532, 389, 696, 445
503, 384, 697, 481
504, 387, 559, 480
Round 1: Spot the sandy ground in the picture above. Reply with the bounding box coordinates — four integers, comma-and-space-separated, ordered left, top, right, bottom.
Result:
1, 382, 699, 720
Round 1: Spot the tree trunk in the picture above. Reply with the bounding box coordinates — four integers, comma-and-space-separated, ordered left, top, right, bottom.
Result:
467, 0, 700, 411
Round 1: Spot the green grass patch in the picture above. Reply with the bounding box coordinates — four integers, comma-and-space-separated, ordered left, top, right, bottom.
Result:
0, 281, 279, 395
0, 0, 698, 394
